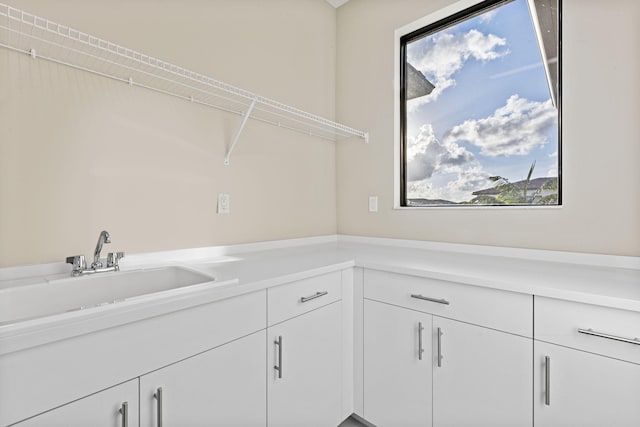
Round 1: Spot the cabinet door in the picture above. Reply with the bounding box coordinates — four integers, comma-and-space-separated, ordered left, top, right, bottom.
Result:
140, 330, 266, 427
433, 317, 532, 427
14, 379, 138, 427
268, 301, 343, 427
534, 341, 640, 427
363, 299, 432, 427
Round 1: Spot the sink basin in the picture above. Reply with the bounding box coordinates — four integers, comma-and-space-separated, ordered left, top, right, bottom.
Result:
0, 266, 216, 326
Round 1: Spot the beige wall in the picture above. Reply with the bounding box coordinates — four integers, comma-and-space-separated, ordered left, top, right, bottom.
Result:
2, 0, 638, 267
0, 0, 338, 267
336, 0, 640, 256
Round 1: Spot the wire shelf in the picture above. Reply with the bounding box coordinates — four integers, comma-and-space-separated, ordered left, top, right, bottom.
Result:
0, 3, 368, 164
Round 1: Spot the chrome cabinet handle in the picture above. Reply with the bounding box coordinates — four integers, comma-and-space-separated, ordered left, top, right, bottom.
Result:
153, 387, 163, 427
544, 356, 551, 406
411, 294, 450, 305
274, 336, 283, 378
418, 322, 424, 361
578, 328, 640, 346
300, 291, 328, 303
437, 327, 443, 367
119, 402, 128, 427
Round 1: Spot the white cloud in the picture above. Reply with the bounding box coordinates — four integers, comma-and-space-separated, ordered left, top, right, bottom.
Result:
489, 62, 542, 79
407, 29, 508, 107
406, 125, 488, 202
444, 95, 557, 157
407, 124, 475, 181
479, 9, 498, 23
447, 166, 492, 193
407, 166, 492, 203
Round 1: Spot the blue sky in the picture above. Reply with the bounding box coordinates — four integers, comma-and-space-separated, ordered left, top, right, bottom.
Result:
405, 0, 558, 202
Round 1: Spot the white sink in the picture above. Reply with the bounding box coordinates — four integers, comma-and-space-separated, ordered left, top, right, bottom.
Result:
0, 266, 216, 326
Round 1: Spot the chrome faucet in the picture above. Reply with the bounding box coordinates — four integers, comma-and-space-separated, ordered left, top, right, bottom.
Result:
92, 230, 111, 269
66, 230, 125, 277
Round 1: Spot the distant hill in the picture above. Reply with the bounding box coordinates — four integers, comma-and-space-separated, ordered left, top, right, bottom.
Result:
473, 177, 557, 195
407, 198, 457, 206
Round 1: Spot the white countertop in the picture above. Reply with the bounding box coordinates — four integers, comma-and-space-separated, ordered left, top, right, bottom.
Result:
174, 238, 640, 312
342, 241, 640, 312
1, 236, 639, 354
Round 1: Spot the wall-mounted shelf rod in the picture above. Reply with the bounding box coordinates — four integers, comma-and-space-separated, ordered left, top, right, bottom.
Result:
0, 3, 369, 165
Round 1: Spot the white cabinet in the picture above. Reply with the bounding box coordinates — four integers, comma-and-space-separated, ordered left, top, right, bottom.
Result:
139, 330, 266, 427
3, 268, 354, 427
14, 324, 268, 427
0, 290, 267, 426
534, 296, 640, 365
14, 379, 138, 427
267, 301, 343, 427
268, 271, 343, 326
534, 341, 640, 426
362, 269, 533, 427
363, 299, 432, 427
432, 317, 532, 427
364, 269, 532, 337
363, 300, 532, 427
533, 296, 640, 426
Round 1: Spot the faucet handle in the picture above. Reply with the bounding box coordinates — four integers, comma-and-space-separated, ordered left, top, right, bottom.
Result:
66, 255, 86, 273
107, 252, 125, 269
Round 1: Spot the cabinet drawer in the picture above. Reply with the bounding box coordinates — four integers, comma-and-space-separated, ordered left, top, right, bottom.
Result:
268, 271, 342, 326
535, 296, 640, 364
364, 269, 532, 337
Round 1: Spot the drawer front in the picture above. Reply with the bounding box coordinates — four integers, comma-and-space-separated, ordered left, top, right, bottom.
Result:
364, 269, 532, 337
268, 271, 342, 326
535, 296, 640, 364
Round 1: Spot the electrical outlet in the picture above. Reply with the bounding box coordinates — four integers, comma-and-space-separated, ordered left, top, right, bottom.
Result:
218, 193, 230, 214
369, 196, 378, 213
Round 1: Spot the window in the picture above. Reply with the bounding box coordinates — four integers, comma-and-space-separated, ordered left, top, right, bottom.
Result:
399, 0, 561, 207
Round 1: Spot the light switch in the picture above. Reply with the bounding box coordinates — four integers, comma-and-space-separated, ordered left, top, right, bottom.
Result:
369, 196, 378, 213
218, 193, 230, 214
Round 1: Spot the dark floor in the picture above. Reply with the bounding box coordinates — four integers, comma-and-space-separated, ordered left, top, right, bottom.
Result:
338, 415, 369, 427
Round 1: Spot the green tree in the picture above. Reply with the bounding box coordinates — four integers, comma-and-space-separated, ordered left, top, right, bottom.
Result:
467, 161, 558, 205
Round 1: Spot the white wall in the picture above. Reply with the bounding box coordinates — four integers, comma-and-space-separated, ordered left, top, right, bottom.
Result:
336, 0, 640, 256
0, 0, 338, 267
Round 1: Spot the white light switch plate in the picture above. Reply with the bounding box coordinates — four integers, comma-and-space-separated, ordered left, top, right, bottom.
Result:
218, 193, 230, 214
368, 196, 378, 212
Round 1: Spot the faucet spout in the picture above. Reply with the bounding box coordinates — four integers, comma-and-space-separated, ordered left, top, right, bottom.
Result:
92, 230, 111, 268
65, 229, 123, 276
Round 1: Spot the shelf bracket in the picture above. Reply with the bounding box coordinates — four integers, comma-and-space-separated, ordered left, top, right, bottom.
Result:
224, 98, 257, 166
